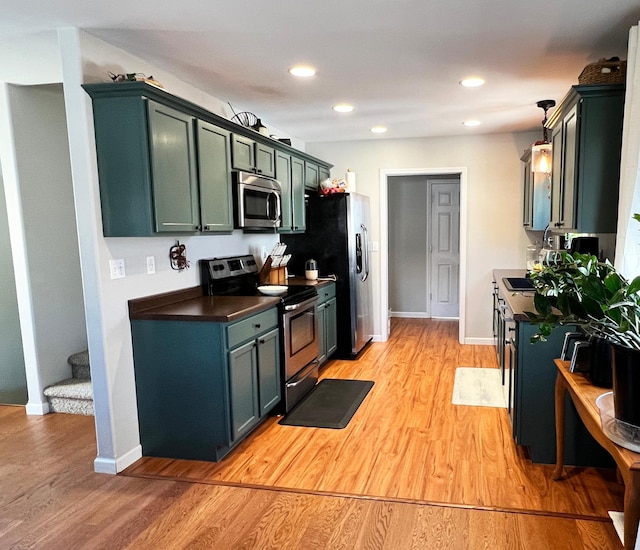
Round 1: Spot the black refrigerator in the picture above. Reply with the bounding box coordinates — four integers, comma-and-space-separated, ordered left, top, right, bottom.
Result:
283, 193, 373, 359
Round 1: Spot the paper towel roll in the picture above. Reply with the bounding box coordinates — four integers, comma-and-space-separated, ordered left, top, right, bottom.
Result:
346, 169, 356, 191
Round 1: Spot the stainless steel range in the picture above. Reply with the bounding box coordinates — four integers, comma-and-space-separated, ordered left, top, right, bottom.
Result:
200, 255, 320, 412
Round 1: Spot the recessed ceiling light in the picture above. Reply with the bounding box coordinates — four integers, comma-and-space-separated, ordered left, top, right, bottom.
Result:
370, 126, 388, 134
463, 120, 481, 127
333, 104, 354, 113
460, 77, 486, 88
289, 66, 316, 78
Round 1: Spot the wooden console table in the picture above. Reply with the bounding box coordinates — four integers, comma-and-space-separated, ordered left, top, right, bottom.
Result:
554, 359, 640, 549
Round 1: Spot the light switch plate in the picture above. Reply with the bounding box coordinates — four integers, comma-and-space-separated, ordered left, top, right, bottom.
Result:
109, 259, 126, 279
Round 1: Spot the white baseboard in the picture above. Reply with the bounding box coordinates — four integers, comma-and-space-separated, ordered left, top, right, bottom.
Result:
390, 311, 429, 318
94, 444, 142, 475
465, 337, 494, 346
26, 400, 50, 415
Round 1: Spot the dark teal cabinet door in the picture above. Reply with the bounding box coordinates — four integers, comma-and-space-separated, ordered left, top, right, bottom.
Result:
197, 121, 233, 232
147, 100, 200, 232
317, 283, 337, 364
305, 162, 319, 191
255, 142, 275, 177
257, 327, 281, 414
550, 104, 577, 230
325, 297, 338, 358
231, 133, 255, 172
317, 302, 327, 365
276, 151, 293, 230
228, 339, 260, 442
277, 153, 306, 233
291, 156, 306, 232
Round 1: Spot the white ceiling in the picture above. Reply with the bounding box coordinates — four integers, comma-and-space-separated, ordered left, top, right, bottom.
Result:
1, 1, 638, 143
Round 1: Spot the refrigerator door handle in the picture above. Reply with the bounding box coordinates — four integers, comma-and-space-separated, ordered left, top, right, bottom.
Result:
360, 223, 370, 282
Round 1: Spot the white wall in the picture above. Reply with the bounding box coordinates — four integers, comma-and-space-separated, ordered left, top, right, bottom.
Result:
388, 175, 428, 316
616, 22, 640, 277
307, 131, 539, 342
0, 83, 86, 412
0, 165, 26, 404
58, 29, 282, 472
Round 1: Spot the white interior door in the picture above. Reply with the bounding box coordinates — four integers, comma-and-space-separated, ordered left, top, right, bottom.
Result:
430, 182, 460, 318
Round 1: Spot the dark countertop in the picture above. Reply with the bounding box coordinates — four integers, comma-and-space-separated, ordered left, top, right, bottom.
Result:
493, 269, 537, 321
128, 286, 280, 323
128, 278, 335, 323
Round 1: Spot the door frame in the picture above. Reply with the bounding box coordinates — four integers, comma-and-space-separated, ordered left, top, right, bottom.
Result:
379, 167, 468, 344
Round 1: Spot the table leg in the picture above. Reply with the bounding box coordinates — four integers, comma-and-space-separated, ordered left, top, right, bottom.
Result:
624, 478, 640, 550
552, 372, 565, 480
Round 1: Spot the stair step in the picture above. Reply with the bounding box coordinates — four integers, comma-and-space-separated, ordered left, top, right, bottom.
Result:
48, 396, 94, 416
44, 378, 94, 416
68, 350, 90, 380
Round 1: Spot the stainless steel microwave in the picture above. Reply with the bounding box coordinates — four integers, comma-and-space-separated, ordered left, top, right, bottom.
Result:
233, 171, 282, 230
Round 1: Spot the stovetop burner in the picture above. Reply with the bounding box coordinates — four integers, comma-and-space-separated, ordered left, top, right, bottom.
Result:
199, 255, 317, 306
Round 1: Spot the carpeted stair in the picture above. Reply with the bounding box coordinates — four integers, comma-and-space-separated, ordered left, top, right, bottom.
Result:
43, 351, 94, 416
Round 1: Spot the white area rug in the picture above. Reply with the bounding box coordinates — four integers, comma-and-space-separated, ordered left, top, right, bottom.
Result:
452, 367, 507, 408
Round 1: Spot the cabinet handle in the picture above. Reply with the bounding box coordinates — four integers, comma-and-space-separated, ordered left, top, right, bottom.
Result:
253, 323, 261, 329
203, 225, 210, 231
259, 339, 265, 344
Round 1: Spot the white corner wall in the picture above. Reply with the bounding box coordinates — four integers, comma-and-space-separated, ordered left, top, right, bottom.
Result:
307, 131, 539, 343
58, 28, 283, 473
0, 83, 86, 413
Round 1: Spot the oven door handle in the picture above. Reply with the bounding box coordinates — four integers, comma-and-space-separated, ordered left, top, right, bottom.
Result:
287, 360, 320, 387
284, 296, 317, 311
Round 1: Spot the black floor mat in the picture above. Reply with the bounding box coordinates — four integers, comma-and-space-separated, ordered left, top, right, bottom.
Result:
279, 379, 374, 429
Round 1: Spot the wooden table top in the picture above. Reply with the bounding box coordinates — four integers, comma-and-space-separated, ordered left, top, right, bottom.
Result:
555, 359, 640, 472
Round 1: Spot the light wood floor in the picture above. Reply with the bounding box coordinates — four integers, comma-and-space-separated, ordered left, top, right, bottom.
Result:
0, 319, 623, 549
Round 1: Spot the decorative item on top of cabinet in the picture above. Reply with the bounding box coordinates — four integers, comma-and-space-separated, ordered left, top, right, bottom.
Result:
546, 83, 625, 233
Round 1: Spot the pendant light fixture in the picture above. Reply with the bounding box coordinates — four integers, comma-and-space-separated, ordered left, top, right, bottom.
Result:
531, 99, 555, 174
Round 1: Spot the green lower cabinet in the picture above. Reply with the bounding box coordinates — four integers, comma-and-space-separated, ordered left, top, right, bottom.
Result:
317, 283, 337, 365
228, 339, 261, 442
130, 307, 280, 462
514, 322, 613, 467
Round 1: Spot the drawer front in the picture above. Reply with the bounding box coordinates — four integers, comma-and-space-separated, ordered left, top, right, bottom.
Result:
318, 282, 336, 304
227, 308, 278, 348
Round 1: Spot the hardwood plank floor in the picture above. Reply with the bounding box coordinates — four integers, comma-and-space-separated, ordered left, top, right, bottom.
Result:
125, 319, 624, 517
0, 319, 623, 549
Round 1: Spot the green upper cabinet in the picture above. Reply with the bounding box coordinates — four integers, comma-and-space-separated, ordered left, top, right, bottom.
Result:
319, 165, 330, 185
305, 161, 319, 191
148, 101, 200, 232
197, 121, 234, 232
83, 82, 332, 236
276, 152, 306, 233
231, 134, 275, 177
547, 84, 625, 233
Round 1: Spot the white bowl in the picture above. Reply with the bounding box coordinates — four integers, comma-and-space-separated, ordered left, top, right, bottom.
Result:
257, 285, 287, 296
596, 391, 640, 452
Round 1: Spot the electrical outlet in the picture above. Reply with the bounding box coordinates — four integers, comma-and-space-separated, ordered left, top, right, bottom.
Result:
146, 256, 156, 275
109, 259, 126, 279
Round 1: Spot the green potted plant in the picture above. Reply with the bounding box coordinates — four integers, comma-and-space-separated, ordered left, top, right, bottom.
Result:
525, 251, 640, 426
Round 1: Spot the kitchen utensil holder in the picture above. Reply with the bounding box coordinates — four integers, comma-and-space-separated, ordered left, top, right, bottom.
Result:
259, 257, 287, 285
